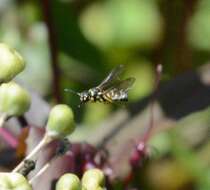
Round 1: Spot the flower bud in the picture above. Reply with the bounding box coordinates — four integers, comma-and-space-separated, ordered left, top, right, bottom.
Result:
0, 82, 31, 116
0, 172, 32, 190
46, 104, 75, 138
56, 173, 81, 190
0, 43, 25, 83
82, 169, 105, 190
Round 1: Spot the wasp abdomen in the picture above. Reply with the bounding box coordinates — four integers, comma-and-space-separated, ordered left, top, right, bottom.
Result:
104, 90, 128, 102
118, 93, 128, 101
115, 92, 128, 101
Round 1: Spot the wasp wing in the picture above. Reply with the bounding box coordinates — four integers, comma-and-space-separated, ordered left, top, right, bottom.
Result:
103, 77, 135, 102
97, 64, 124, 90
113, 77, 135, 91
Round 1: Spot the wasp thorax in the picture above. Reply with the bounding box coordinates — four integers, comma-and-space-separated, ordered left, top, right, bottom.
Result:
88, 88, 99, 97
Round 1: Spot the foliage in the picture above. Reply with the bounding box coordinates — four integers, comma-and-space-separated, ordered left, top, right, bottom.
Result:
0, 0, 210, 190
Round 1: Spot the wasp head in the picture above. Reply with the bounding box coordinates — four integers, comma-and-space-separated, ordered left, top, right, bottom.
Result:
79, 91, 90, 102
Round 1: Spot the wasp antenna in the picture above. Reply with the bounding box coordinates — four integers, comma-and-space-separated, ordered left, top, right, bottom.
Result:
64, 88, 80, 96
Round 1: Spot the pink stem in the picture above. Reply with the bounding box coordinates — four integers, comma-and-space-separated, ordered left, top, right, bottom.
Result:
0, 128, 18, 148
142, 64, 162, 143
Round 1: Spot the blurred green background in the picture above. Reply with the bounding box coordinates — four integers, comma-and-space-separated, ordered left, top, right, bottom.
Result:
1, 0, 210, 189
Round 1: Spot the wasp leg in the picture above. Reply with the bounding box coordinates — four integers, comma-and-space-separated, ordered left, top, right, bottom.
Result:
103, 94, 113, 103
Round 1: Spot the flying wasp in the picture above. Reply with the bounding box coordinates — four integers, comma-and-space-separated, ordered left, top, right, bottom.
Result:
64, 64, 135, 105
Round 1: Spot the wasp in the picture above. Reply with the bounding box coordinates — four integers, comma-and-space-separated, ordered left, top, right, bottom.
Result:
65, 64, 135, 104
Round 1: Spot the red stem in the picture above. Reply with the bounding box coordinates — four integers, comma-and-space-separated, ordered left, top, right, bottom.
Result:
142, 64, 162, 143
0, 128, 18, 148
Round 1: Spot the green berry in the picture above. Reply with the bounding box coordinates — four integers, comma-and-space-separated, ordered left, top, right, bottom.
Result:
56, 173, 81, 190
0, 43, 25, 83
95, 187, 104, 190
82, 169, 105, 190
0, 82, 31, 116
46, 104, 75, 138
0, 172, 32, 190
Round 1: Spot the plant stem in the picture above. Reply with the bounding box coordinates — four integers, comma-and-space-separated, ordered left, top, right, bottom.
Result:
29, 138, 71, 183
0, 113, 7, 128
41, 0, 61, 102
0, 128, 18, 148
29, 158, 52, 184
142, 64, 162, 142
12, 134, 52, 173
0, 113, 18, 148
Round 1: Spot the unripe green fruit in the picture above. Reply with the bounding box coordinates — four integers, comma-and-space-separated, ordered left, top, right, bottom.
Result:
0, 82, 31, 116
82, 169, 105, 190
95, 187, 104, 190
56, 173, 81, 190
0, 43, 25, 83
0, 172, 32, 190
46, 104, 75, 138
